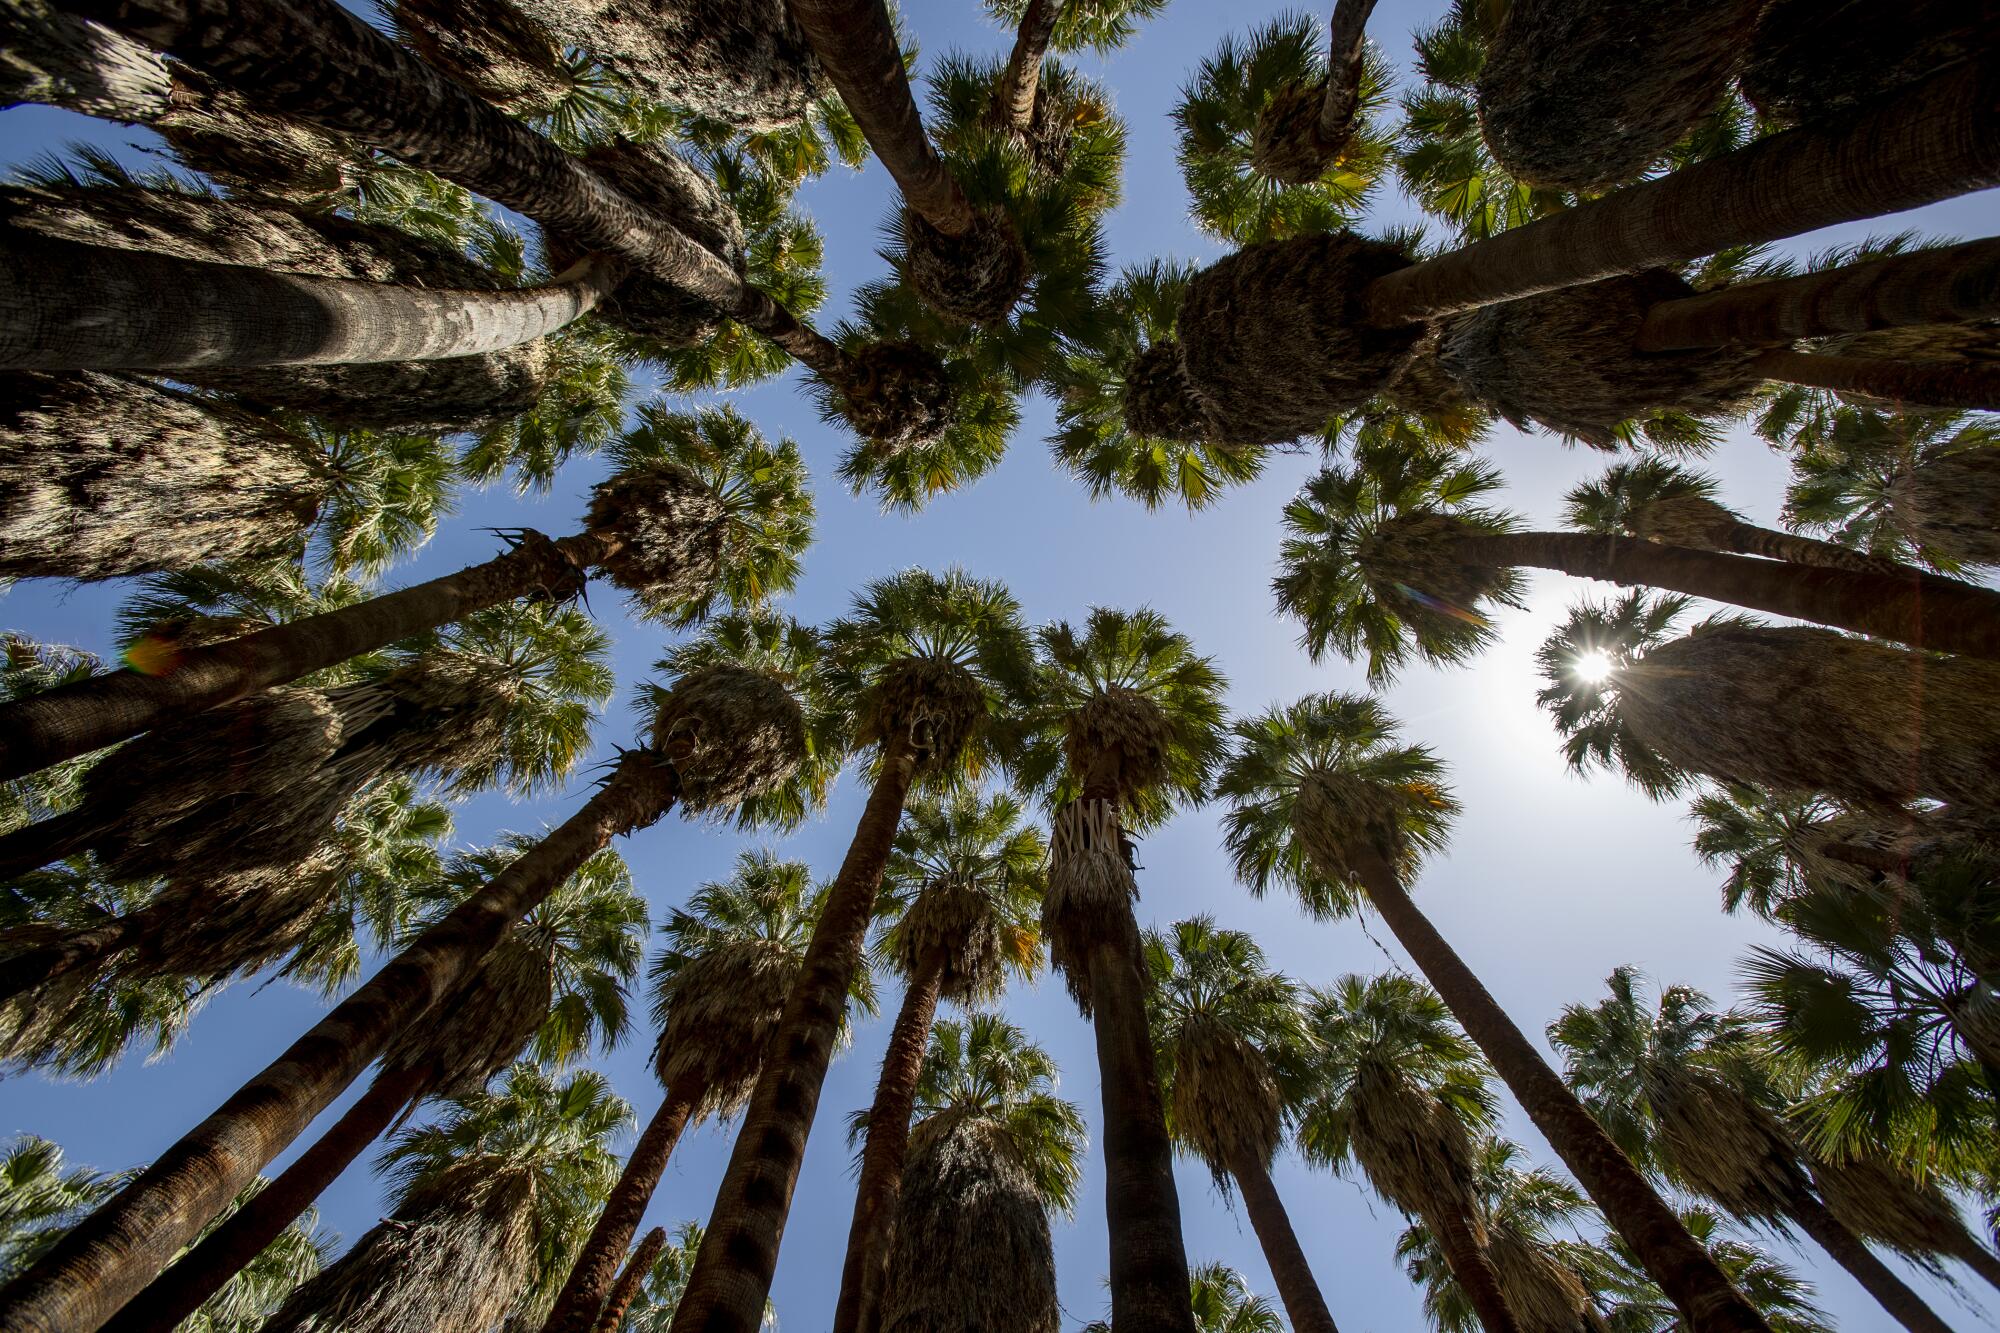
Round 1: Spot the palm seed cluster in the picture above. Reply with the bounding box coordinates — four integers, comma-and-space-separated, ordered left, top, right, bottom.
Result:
0, 0, 1995, 1330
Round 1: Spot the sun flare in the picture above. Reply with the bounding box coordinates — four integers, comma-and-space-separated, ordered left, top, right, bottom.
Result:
1573, 650, 1615, 684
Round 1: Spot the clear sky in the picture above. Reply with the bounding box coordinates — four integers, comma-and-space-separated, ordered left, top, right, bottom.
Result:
3, 2, 1996, 1329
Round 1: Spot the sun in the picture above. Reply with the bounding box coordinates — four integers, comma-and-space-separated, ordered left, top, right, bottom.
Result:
1572, 650, 1616, 684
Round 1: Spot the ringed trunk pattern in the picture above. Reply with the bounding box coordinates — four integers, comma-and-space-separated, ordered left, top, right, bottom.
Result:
596, 1227, 670, 1333
992, 0, 1059, 133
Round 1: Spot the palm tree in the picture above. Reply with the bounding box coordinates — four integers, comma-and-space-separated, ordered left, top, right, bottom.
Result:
539, 851, 840, 1333
667, 569, 1031, 1333
831, 790, 1044, 1333
874, 1013, 1086, 1333
982, 0, 1165, 136
1188, 1263, 1285, 1333
1552, 969, 1955, 1333
1783, 409, 2000, 574
1534, 594, 2000, 811
1299, 974, 1517, 1333
1806, 1152, 2000, 1295
1011, 607, 1226, 1333
607, 1220, 707, 1332
261, 1063, 628, 1332
1146, 918, 1339, 1333
1738, 0, 1981, 129
0, 659, 807, 1333
1216, 692, 1770, 1331
1581, 1206, 1833, 1333
1687, 785, 1856, 922
0, 402, 809, 780
157, 1181, 329, 1333
1275, 451, 2000, 684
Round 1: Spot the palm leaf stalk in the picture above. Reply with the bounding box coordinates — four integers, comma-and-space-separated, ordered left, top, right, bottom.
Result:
0, 404, 809, 783
0, 664, 806, 1333
1216, 694, 1773, 1333
666, 570, 1032, 1333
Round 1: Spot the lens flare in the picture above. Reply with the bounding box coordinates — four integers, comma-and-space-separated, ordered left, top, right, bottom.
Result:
1573, 649, 1615, 684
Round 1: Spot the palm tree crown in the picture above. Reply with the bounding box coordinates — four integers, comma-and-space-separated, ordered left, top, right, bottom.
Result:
879, 788, 1046, 1002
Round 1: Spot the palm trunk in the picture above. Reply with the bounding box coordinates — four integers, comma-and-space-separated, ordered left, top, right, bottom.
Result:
1422, 1203, 1520, 1333
1950, 1235, 2000, 1294
1366, 60, 1998, 325
594, 1227, 669, 1333
1786, 1194, 1953, 1333
1223, 1145, 1341, 1333
783, 0, 974, 235
1344, 851, 1771, 1333
1712, 519, 1931, 579
0, 808, 103, 884
1454, 528, 2000, 662
540, 1075, 704, 1333
0, 234, 618, 371
1749, 348, 2000, 411
0, 529, 615, 782
991, 0, 1060, 133
830, 956, 946, 1333
0, 751, 679, 1333
1635, 236, 2000, 351
666, 741, 920, 1333
0, 911, 134, 1005
99, 1062, 433, 1333
1314, 0, 1380, 152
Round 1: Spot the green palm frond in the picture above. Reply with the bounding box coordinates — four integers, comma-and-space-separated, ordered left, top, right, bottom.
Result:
458, 323, 631, 494
878, 788, 1047, 987
980, 0, 1168, 54
1, 637, 110, 830
1531, 593, 1696, 800
0, 1137, 127, 1282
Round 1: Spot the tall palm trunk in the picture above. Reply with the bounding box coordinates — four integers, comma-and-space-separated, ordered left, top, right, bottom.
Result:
0, 751, 679, 1333
1636, 236, 2000, 351
1222, 1144, 1341, 1333
831, 958, 946, 1333
1449, 528, 2000, 662
0, 528, 615, 782
595, 1227, 669, 1333
667, 742, 920, 1333
1420, 1201, 1519, 1333
1315, 0, 1380, 152
540, 1075, 704, 1333
1954, 1236, 2000, 1293
99, 1063, 433, 1333
1342, 851, 1771, 1333
0, 234, 619, 371
783, 0, 974, 236
1750, 348, 2000, 411
991, 0, 1061, 133
1787, 1195, 1953, 1333
1366, 61, 1998, 325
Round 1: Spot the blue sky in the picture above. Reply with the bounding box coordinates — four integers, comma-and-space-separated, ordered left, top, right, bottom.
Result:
4, 1, 1997, 1329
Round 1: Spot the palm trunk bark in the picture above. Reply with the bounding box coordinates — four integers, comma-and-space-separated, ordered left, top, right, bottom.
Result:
830, 956, 946, 1333
1366, 60, 1999, 325
540, 1075, 704, 1333
1749, 348, 2000, 411
1421, 1202, 1519, 1333
1709, 519, 1930, 579
0, 529, 615, 782
99, 1062, 433, 1333
0, 809, 104, 886
1950, 1235, 2000, 1294
783, 0, 974, 235
0, 234, 619, 371
666, 741, 920, 1333
1635, 236, 2000, 351
594, 1227, 669, 1333
0, 751, 679, 1333
1343, 850, 1771, 1333
1314, 0, 1380, 152
1223, 1144, 1341, 1333
1453, 528, 2000, 662
1787, 1194, 1953, 1333
991, 0, 1061, 133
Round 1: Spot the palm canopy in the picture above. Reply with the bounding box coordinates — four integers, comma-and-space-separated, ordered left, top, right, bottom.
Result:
982, 0, 1169, 55
1, 637, 104, 828
878, 788, 1046, 999
1050, 260, 1265, 511
1173, 14, 1395, 244
1532, 591, 1698, 801
1273, 447, 1521, 683
457, 322, 631, 494
293, 420, 457, 577
1688, 783, 1852, 922
1782, 408, 1999, 574
1217, 691, 1458, 919
611, 1220, 713, 1333
1564, 458, 1730, 539
1144, 915, 1313, 1177
0, 1137, 124, 1282
1011, 606, 1227, 829
1188, 1262, 1286, 1333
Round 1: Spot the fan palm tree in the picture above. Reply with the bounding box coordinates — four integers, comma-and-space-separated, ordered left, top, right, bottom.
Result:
873, 1013, 1086, 1333
1146, 918, 1338, 1333
666, 570, 1032, 1333
1010, 607, 1226, 1333
1581, 1206, 1833, 1333
148, 1181, 329, 1333
1215, 692, 1770, 1331
1534, 594, 2000, 811
1783, 409, 2000, 575
1552, 969, 1954, 1333
258, 1063, 628, 1333
1808, 1151, 2000, 1294
606, 1220, 705, 1332
0, 402, 809, 780
1687, 785, 1856, 922
0, 659, 807, 1333
981, 0, 1166, 135
831, 791, 1044, 1333
540, 851, 843, 1333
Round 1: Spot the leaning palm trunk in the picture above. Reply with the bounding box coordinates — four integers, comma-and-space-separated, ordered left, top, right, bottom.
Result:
1222, 1144, 1343, 1333
1615, 492, 1929, 579
665, 738, 922, 1333
596, 1227, 670, 1333
1748, 348, 2000, 411
1249, 0, 1381, 184
1785, 1198, 1953, 1333
1811, 1154, 2000, 1294
989, 0, 1060, 132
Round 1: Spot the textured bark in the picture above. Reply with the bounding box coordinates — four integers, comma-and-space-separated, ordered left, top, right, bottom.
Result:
0, 753, 679, 1333
992, 0, 1059, 132
540, 1077, 702, 1333
1225, 1146, 1341, 1333
100, 1063, 433, 1333
1423, 1201, 1519, 1333
1751, 348, 2000, 412
0, 232, 618, 371
1788, 1196, 1953, 1333
0, 529, 612, 782
1367, 60, 2000, 325
187, 339, 553, 432
1740, 0, 1992, 128
1637, 237, 2000, 350
1315, 0, 1379, 154
595, 1227, 670, 1333
390, 0, 573, 117
830, 959, 945, 1333
1088, 934, 1198, 1333
1346, 853, 1770, 1333
1458, 528, 2000, 662
666, 743, 919, 1333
